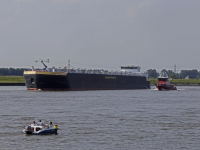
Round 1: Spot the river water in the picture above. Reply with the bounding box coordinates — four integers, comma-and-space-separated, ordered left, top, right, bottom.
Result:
0, 86, 200, 149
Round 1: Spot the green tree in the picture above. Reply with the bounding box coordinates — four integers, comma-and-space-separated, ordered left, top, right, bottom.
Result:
179, 69, 198, 79
147, 69, 158, 78
169, 73, 177, 79
167, 70, 173, 77
0, 68, 28, 76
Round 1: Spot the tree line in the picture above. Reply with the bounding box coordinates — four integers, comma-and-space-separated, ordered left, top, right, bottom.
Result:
0, 67, 200, 79
0, 68, 29, 76
147, 69, 200, 79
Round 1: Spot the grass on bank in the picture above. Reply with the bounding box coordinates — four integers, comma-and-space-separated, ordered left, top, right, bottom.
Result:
150, 79, 200, 86
0, 76, 25, 83
0, 76, 200, 85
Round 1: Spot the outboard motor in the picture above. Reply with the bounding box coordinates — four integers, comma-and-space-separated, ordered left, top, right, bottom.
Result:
24, 125, 32, 134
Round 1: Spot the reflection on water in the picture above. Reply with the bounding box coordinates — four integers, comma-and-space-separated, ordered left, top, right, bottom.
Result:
0, 86, 200, 149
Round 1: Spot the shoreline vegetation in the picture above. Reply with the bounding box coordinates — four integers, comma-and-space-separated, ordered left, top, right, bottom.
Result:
0, 76, 24, 83
0, 76, 200, 86
150, 79, 200, 86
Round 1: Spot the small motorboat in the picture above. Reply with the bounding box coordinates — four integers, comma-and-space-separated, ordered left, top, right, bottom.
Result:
23, 122, 58, 135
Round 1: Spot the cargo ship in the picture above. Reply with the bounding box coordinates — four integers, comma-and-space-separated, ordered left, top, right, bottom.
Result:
156, 71, 177, 91
23, 60, 150, 91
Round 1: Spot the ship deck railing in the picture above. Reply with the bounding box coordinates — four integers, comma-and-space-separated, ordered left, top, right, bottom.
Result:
29, 68, 148, 78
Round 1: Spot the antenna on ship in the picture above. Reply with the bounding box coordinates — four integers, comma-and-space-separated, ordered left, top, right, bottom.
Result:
35, 59, 50, 69
68, 60, 70, 69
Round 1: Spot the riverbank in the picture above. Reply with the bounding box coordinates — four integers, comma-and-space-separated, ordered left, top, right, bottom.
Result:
0, 76, 200, 86
0, 76, 24, 83
0, 83, 25, 86
0, 76, 25, 86
150, 79, 200, 86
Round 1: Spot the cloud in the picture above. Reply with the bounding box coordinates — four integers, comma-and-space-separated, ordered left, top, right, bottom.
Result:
1, 6, 21, 26
126, 0, 160, 17
16, 0, 79, 2
15, 0, 35, 2
53, 0, 79, 3
14, 6, 21, 15
126, 7, 137, 17
138, 1, 153, 8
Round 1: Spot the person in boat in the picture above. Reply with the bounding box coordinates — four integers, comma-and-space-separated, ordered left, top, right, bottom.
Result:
37, 120, 44, 126
30, 121, 36, 126
54, 124, 58, 130
49, 122, 53, 128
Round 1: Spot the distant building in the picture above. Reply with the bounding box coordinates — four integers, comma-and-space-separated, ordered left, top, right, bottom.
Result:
185, 75, 196, 79
120, 65, 141, 73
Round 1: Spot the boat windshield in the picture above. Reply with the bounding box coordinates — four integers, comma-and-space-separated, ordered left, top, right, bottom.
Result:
158, 71, 168, 78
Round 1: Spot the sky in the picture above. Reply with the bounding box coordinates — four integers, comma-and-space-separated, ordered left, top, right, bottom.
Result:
0, 0, 200, 72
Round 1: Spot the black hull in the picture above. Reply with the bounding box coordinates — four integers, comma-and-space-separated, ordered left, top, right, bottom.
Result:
24, 73, 150, 91
24, 131, 32, 134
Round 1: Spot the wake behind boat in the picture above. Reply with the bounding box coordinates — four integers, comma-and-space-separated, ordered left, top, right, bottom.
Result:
23, 121, 58, 135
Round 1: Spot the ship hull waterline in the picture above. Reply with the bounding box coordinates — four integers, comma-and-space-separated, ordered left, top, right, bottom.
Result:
156, 85, 177, 91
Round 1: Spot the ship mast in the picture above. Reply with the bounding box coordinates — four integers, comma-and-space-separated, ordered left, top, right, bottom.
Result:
68, 60, 70, 69
174, 64, 176, 73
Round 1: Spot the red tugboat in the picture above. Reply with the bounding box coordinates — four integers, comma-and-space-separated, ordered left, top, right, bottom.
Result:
156, 72, 177, 91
